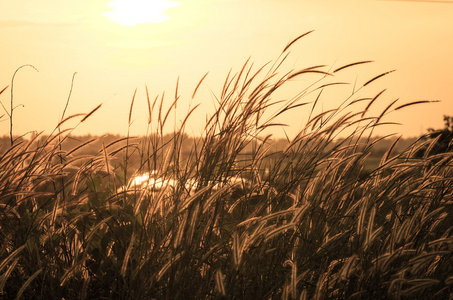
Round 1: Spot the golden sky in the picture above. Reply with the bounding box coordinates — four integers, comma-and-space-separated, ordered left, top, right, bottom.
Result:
0, 0, 452, 138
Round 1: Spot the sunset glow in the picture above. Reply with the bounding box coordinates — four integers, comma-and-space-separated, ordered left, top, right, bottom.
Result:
103, 0, 181, 26
2, 2, 453, 297
0, 1, 452, 138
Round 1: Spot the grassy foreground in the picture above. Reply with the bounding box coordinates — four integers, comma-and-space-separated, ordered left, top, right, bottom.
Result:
1, 34, 452, 299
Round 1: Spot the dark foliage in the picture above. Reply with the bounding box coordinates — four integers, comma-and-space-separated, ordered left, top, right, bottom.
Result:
414, 115, 453, 158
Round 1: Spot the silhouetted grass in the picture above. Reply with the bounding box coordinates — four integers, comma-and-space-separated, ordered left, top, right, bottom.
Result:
0, 33, 451, 299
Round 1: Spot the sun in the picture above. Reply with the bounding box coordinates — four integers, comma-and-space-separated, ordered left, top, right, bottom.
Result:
103, 0, 181, 26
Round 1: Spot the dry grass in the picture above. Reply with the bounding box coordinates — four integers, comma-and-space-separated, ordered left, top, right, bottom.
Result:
0, 32, 452, 299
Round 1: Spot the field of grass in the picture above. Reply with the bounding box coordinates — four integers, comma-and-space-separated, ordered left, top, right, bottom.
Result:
0, 33, 452, 299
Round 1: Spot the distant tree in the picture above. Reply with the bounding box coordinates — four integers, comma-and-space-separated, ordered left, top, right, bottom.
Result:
414, 115, 453, 158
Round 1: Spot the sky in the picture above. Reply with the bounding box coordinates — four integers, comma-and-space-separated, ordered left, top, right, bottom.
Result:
0, 0, 452, 139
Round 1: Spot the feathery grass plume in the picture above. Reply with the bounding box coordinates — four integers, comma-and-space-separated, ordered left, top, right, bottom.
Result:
363, 69, 395, 87
362, 89, 386, 117
145, 85, 152, 124
287, 65, 331, 80
56, 113, 87, 128
394, 100, 440, 111
80, 103, 102, 122
0, 85, 8, 96
381, 135, 401, 164
192, 72, 209, 99
333, 60, 374, 73
282, 30, 314, 53
129, 88, 137, 125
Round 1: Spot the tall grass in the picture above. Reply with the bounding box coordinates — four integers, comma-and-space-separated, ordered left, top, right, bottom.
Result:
1, 33, 452, 299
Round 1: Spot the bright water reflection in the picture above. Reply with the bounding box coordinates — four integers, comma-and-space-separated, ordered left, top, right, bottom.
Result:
119, 170, 249, 194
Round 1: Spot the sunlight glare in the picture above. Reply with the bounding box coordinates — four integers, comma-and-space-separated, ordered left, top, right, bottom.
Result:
104, 0, 181, 26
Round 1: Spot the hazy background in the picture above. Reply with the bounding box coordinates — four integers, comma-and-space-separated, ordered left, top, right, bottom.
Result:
0, 0, 452, 138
